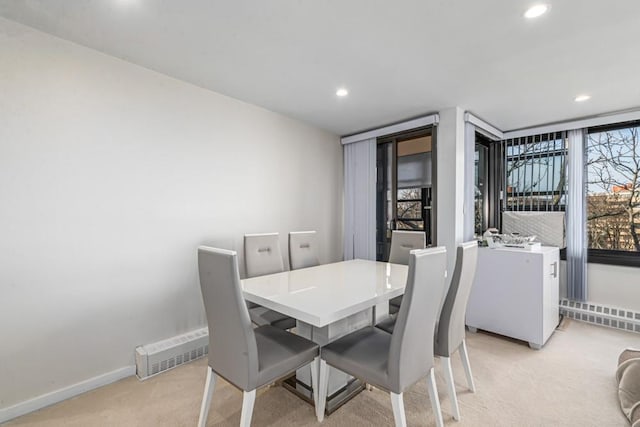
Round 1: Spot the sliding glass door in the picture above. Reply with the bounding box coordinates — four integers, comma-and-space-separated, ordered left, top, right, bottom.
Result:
376, 128, 436, 261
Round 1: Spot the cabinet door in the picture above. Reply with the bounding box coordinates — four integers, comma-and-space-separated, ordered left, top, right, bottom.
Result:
467, 249, 543, 342
541, 249, 560, 342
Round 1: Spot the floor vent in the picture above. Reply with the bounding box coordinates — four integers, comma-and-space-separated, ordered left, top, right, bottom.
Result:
135, 328, 209, 380
560, 299, 640, 334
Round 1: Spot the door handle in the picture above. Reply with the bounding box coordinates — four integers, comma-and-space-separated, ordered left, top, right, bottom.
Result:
550, 262, 557, 278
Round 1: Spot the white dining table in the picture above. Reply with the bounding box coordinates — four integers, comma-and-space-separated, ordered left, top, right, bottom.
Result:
241, 259, 408, 413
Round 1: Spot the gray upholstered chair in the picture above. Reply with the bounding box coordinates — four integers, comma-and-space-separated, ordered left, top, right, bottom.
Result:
434, 240, 478, 421
377, 241, 479, 421
244, 233, 286, 277
317, 247, 448, 427
197, 246, 320, 427
388, 230, 427, 265
388, 230, 426, 314
244, 233, 296, 330
288, 231, 320, 270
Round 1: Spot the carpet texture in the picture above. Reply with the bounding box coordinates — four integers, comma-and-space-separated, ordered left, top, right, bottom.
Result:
4, 320, 638, 426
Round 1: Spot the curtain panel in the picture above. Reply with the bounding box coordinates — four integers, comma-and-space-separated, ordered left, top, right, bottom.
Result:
566, 129, 588, 301
343, 138, 376, 260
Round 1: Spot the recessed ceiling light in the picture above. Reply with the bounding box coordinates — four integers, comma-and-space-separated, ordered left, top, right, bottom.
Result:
336, 88, 349, 97
574, 94, 591, 102
524, 4, 549, 19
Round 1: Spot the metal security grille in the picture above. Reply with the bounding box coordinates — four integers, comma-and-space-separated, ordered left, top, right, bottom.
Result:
503, 132, 568, 212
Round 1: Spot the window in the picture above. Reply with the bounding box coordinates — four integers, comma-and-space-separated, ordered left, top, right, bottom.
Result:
397, 188, 425, 231
587, 122, 640, 258
495, 124, 640, 266
474, 133, 502, 236
499, 133, 568, 256
503, 133, 567, 212
376, 128, 435, 261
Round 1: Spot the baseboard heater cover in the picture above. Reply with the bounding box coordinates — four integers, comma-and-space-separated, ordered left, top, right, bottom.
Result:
135, 328, 209, 380
560, 299, 640, 334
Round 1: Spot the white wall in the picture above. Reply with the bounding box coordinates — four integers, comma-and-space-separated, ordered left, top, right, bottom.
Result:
587, 264, 640, 311
436, 107, 466, 276
560, 262, 639, 311
0, 17, 343, 410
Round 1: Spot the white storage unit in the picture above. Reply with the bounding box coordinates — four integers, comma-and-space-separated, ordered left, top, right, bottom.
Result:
466, 246, 560, 349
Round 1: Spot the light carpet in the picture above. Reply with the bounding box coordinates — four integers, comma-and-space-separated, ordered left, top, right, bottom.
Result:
5, 320, 639, 426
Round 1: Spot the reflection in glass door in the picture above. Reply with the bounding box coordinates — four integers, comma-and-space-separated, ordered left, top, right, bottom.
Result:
475, 143, 489, 237
376, 130, 436, 261
474, 133, 502, 236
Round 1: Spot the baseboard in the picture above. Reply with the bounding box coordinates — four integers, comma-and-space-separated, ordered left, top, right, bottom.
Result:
0, 365, 136, 424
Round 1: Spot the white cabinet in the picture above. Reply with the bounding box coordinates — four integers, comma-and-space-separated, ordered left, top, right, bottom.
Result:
466, 246, 560, 349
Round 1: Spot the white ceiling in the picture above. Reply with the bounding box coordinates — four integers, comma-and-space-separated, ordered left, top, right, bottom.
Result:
1, 0, 639, 136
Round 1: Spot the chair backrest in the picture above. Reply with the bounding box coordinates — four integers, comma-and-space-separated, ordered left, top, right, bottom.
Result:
198, 246, 258, 391
244, 233, 285, 278
435, 241, 479, 357
388, 246, 447, 393
289, 231, 320, 270
388, 230, 426, 265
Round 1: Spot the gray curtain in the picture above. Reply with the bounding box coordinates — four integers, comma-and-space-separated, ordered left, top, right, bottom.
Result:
343, 138, 377, 260
566, 129, 588, 301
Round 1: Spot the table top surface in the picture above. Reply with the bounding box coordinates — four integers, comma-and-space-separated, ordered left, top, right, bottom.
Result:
241, 259, 408, 327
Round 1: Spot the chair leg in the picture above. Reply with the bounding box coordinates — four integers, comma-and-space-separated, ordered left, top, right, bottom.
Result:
426, 367, 444, 427
316, 359, 330, 422
442, 356, 461, 421
310, 356, 320, 409
197, 366, 216, 427
459, 339, 476, 392
390, 392, 407, 427
240, 390, 256, 427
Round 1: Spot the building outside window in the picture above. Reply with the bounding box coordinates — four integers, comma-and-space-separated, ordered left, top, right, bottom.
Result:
587, 123, 640, 253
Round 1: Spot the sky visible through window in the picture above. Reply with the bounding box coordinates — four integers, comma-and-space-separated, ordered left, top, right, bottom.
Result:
587, 126, 640, 252
505, 134, 567, 212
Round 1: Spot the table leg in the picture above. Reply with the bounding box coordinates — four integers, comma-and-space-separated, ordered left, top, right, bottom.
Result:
289, 309, 372, 414
373, 301, 390, 324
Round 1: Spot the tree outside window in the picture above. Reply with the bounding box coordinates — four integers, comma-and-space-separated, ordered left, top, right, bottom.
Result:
587, 125, 640, 252
396, 188, 424, 231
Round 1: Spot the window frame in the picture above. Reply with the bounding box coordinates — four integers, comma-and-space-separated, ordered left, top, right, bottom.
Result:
587, 249, 640, 267
585, 120, 640, 267
474, 133, 502, 234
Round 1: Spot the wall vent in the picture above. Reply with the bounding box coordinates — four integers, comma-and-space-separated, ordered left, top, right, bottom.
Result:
135, 328, 209, 380
560, 299, 640, 334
